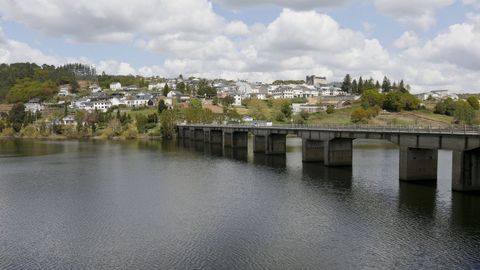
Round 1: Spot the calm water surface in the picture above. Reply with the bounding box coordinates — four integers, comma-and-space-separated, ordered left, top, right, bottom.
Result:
0, 138, 479, 269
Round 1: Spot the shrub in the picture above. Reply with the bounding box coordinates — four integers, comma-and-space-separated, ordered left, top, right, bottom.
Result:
326, 105, 335, 114
351, 108, 369, 123
122, 123, 138, 139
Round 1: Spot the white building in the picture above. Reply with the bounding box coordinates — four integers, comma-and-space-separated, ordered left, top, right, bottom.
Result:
93, 100, 112, 112
416, 90, 459, 101
233, 94, 242, 106
148, 82, 166, 91
24, 98, 44, 113
58, 86, 71, 97
89, 84, 102, 93
292, 103, 323, 114
110, 82, 122, 91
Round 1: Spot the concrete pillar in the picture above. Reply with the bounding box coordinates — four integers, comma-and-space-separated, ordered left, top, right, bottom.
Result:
302, 139, 324, 162
194, 129, 204, 142
189, 128, 195, 141
233, 132, 248, 149
452, 148, 480, 192
399, 147, 437, 181
204, 130, 211, 143
324, 138, 353, 167
210, 130, 223, 144
266, 134, 286, 155
254, 135, 266, 153
177, 127, 185, 139
223, 132, 233, 148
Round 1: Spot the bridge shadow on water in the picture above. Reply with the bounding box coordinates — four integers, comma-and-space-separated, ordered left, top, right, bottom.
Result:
398, 181, 437, 218
301, 163, 353, 191
450, 192, 480, 228
253, 153, 287, 169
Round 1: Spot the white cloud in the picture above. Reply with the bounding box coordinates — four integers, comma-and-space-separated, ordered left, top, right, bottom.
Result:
0, 0, 225, 42
2, 1, 480, 92
394, 31, 419, 49
214, 0, 351, 10
373, 0, 454, 31
224, 21, 250, 36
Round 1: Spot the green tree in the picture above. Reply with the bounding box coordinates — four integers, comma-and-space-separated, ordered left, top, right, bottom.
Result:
163, 84, 170, 97
247, 99, 269, 120
351, 79, 358, 94
358, 77, 364, 95
434, 101, 446, 114
467, 96, 479, 110
176, 82, 186, 93
222, 96, 235, 107
158, 99, 167, 113
160, 109, 177, 139
8, 103, 26, 132
136, 114, 148, 134
7, 79, 58, 103
341, 74, 352, 93
383, 91, 403, 112
361, 89, 385, 108
454, 100, 475, 124
381, 76, 391, 93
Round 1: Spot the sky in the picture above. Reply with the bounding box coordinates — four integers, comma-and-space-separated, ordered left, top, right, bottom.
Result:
0, 0, 480, 92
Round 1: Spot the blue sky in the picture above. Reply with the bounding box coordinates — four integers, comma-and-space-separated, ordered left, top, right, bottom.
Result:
0, 0, 479, 92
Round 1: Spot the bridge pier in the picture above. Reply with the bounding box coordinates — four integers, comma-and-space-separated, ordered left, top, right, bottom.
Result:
209, 130, 223, 144
224, 131, 248, 148
193, 129, 204, 142
452, 148, 480, 192
399, 147, 438, 181
302, 139, 324, 162
253, 134, 286, 154
253, 135, 266, 153
266, 134, 286, 155
324, 138, 353, 167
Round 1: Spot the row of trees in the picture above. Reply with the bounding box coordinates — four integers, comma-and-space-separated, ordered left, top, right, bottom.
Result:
341, 74, 410, 95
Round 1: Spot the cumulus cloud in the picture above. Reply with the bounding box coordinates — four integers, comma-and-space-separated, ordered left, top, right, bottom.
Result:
1, 0, 480, 92
0, 0, 225, 42
373, 0, 454, 31
394, 31, 419, 49
214, 0, 351, 10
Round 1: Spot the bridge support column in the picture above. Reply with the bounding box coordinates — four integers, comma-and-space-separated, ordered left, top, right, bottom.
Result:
324, 138, 353, 167
302, 139, 324, 162
194, 129, 204, 142
452, 149, 480, 192
399, 147, 437, 181
266, 134, 286, 155
254, 135, 266, 153
178, 127, 185, 139
223, 132, 233, 148
210, 130, 223, 144
233, 132, 248, 149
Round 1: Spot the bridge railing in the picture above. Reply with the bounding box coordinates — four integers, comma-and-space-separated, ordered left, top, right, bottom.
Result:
178, 122, 480, 135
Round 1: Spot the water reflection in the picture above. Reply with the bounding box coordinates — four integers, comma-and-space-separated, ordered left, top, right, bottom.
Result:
253, 153, 287, 169
223, 147, 248, 162
302, 163, 353, 191
1, 139, 479, 269
398, 181, 437, 218
205, 143, 223, 157
0, 139, 65, 157
451, 192, 480, 228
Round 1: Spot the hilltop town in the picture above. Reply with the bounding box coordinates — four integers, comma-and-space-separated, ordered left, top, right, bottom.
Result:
0, 63, 477, 139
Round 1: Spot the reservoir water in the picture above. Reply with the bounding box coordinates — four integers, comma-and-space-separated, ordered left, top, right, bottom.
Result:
0, 138, 479, 269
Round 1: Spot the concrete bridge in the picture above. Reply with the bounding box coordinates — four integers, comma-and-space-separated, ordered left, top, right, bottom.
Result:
177, 124, 480, 192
